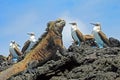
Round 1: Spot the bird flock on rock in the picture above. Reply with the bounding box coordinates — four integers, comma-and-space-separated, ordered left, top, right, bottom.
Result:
69, 22, 110, 48
8, 32, 37, 63
7, 20, 110, 63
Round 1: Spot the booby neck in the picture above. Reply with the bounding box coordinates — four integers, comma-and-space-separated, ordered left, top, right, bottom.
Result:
71, 25, 78, 31
9, 43, 14, 48
93, 26, 101, 32
29, 35, 36, 41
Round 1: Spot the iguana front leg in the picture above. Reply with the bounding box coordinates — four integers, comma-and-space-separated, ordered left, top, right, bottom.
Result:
53, 36, 67, 56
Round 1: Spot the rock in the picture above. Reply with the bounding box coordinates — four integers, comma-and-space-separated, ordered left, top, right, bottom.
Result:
50, 76, 68, 80
1, 37, 120, 80
109, 37, 120, 47
0, 55, 6, 64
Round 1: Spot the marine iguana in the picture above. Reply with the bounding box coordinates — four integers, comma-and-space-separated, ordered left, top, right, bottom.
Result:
0, 19, 66, 80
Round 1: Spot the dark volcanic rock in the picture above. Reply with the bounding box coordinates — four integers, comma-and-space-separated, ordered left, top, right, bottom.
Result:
1, 38, 120, 80
0, 55, 13, 72
0, 55, 6, 64
109, 37, 120, 47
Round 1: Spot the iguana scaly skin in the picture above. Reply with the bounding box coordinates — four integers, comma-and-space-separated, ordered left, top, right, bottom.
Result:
0, 19, 66, 80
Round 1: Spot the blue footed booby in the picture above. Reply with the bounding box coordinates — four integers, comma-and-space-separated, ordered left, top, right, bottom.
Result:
69, 22, 85, 46
9, 41, 22, 63
21, 32, 37, 53
91, 22, 110, 48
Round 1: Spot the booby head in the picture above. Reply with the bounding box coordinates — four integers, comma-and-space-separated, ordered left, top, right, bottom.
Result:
10, 40, 20, 48
90, 22, 101, 32
69, 22, 78, 31
27, 32, 36, 41
10, 40, 15, 46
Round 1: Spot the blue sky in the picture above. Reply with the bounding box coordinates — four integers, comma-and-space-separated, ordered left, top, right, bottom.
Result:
0, 0, 120, 56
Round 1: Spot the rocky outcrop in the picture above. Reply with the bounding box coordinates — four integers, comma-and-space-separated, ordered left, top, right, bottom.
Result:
3, 37, 119, 80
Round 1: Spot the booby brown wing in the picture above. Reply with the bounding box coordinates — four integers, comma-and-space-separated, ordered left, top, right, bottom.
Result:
84, 34, 94, 40
98, 31, 110, 46
21, 40, 31, 53
14, 47, 23, 56
76, 29, 85, 42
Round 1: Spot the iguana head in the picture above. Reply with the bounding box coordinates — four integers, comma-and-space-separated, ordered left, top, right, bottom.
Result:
47, 19, 66, 35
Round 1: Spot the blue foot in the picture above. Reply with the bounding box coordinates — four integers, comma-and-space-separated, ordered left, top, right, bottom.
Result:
98, 44, 104, 48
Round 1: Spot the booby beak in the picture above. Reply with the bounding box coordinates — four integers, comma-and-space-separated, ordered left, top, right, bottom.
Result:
69, 23, 73, 25
27, 32, 35, 36
27, 33, 31, 35
90, 22, 100, 26
11, 40, 15, 43
69, 23, 77, 25
90, 23, 96, 26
